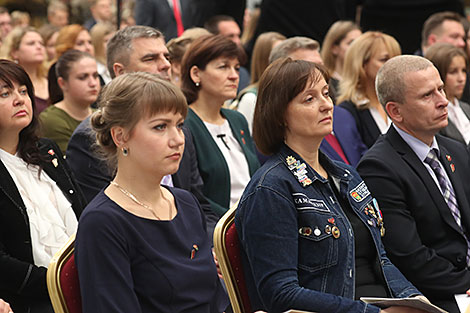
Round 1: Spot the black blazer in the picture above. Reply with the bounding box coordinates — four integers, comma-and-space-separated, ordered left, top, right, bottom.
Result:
439, 100, 470, 148
357, 126, 470, 313
0, 138, 86, 313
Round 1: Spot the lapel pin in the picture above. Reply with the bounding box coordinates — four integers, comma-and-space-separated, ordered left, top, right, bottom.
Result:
446, 154, 452, 161
332, 226, 340, 239
328, 217, 335, 224
450, 163, 455, 172
47, 149, 55, 156
190, 244, 199, 259
52, 158, 58, 168
240, 130, 244, 135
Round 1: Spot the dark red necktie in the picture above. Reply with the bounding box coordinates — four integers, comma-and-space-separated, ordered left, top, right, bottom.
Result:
172, 0, 184, 36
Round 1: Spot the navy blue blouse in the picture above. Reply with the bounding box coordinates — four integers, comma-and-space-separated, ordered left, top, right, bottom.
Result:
75, 187, 228, 313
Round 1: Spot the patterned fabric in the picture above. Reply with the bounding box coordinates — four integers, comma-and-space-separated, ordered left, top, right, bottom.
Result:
425, 148, 470, 266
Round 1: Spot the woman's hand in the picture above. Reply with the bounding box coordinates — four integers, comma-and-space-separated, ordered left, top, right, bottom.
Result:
381, 307, 429, 313
0, 299, 13, 313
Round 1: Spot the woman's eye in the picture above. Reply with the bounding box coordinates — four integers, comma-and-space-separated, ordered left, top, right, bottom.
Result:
305, 96, 314, 102
19, 88, 28, 95
0, 91, 9, 98
154, 124, 166, 130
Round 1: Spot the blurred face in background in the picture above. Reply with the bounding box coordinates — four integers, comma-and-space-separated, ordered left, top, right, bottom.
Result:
0, 12, 12, 39
11, 31, 46, 65
444, 55, 467, 101
218, 20, 241, 46
74, 30, 94, 56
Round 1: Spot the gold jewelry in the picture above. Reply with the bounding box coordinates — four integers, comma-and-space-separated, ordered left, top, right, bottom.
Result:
110, 181, 172, 220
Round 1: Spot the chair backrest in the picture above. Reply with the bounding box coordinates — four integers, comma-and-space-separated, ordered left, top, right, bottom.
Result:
213, 204, 252, 313
47, 234, 83, 313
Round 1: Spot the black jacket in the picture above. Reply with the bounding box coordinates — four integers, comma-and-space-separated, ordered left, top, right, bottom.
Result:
0, 138, 86, 313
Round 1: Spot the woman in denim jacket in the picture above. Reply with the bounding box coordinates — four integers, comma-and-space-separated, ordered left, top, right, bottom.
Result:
235, 58, 429, 313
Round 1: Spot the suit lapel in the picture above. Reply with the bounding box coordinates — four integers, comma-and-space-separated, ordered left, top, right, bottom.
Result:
387, 127, 462, 234
437, 139, 470, 231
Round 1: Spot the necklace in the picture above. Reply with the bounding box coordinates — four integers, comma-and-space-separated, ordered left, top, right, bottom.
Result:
110, 181, 172, 220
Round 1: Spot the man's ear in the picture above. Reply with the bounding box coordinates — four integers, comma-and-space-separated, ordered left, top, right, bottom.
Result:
427, 34, 437, 47
113, 62, 125, 77
385, 101, 403, 123
189, 65, 200, 85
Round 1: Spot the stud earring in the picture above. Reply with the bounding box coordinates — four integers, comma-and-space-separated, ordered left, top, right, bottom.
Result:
122, 147, 128, 156
195, 82, 200, 87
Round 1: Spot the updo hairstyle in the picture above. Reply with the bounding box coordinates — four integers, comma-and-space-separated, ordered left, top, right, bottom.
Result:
91, 72, 188, 171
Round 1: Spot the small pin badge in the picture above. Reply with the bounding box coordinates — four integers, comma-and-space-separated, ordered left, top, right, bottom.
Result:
52, 158, 58, 168
47, 149, 55, 156
328, 217, 335, 224
240, 130, 244, 135
367, 219, 375, 226
286, 155, 312, 187
332, 226, 340, 239
313, 228, 321, 236
299, 227, 312, 236
446, 155, 452, 161
190, 244, 199, 259
242, 137, 246, 145
325, 225, 331, 234
450, 163, 455, 172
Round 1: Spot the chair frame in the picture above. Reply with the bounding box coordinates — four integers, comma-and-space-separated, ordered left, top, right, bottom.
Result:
213, 203, 246, 313
46, 233, 76, 313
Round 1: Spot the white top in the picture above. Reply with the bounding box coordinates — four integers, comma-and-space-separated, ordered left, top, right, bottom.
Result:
369, 107, 391, 134
237, 92, 257, 133
0, 149, 78, 267
97, 62, 112, 85
204, 120, 251, 207
448, 98, 470, 145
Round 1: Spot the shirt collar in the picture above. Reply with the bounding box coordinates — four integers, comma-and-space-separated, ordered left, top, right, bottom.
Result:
393, 123, 440, 161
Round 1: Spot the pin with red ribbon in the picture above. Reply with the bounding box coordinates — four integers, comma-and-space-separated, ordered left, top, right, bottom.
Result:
450, 163, 455, 172
48, 149, 55, 156
446, 155, 452, 161
190, 244, 199, 259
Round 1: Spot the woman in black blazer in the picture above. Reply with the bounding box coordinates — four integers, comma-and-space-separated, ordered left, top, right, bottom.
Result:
0, 60, 86, 313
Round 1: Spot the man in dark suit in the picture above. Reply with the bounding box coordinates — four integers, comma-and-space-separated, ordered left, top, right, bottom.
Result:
66, 26, 219, 234
357, 55, 470, 313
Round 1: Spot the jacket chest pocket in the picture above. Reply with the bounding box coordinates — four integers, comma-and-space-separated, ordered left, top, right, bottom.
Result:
297, 211, 340, 273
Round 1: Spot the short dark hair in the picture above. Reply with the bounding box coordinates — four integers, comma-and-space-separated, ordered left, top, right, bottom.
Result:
204, 15, 236, 34
181, 34, 246, 104
106, 25, 163, 79
421, 11, 463, 48
253, 58, 329, 155
0, 59, 42, 166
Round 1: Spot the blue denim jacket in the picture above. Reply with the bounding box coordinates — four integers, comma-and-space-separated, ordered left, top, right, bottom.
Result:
235, 144, 421, 313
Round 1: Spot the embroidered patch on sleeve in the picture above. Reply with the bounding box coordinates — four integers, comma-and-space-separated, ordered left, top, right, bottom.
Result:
350, 181, 370, 202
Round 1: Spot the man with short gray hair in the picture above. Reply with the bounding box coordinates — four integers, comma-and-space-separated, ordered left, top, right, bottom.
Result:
269, 36, 322, 64
358, 55, 470, 313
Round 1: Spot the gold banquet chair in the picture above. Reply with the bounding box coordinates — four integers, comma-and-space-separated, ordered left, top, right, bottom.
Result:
213, 202, 253, 313
46, 234, 83, 313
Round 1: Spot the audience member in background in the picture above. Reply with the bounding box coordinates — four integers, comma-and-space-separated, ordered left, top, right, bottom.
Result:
75, 72, 229, 312
10, 11, 30, 28
37, 24, 59, 63
425, 43, 470, 147
418, 11, 465, 56
48, 24, 95, 104
0, 59, 85, 313
333, 31, 401, 166
235, 31, 285, 131
66, 26, 218, 235
40, 50, 100, 153
181, 34, 260, 218
0, 7, 12, 42
240, 6, 260, 47
205, 15, 250, 92
0, 299, 12, 313
47, 1, 69, 28
84, 0, 113, 30
235, 57, 426, 313
321, 20, 362, 102
90, 22, 115, 84
0, 27, 49, 114
269, 36, 322, 65
167, 27, 211, 88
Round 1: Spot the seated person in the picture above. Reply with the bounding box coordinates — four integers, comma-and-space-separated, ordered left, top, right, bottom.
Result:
425, 43, 470, 147
357, 55, 470, 313
235, 57, 428, 313
39, 50, 99, 153
75, 72, 228, 312
0, 60, 85, 313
